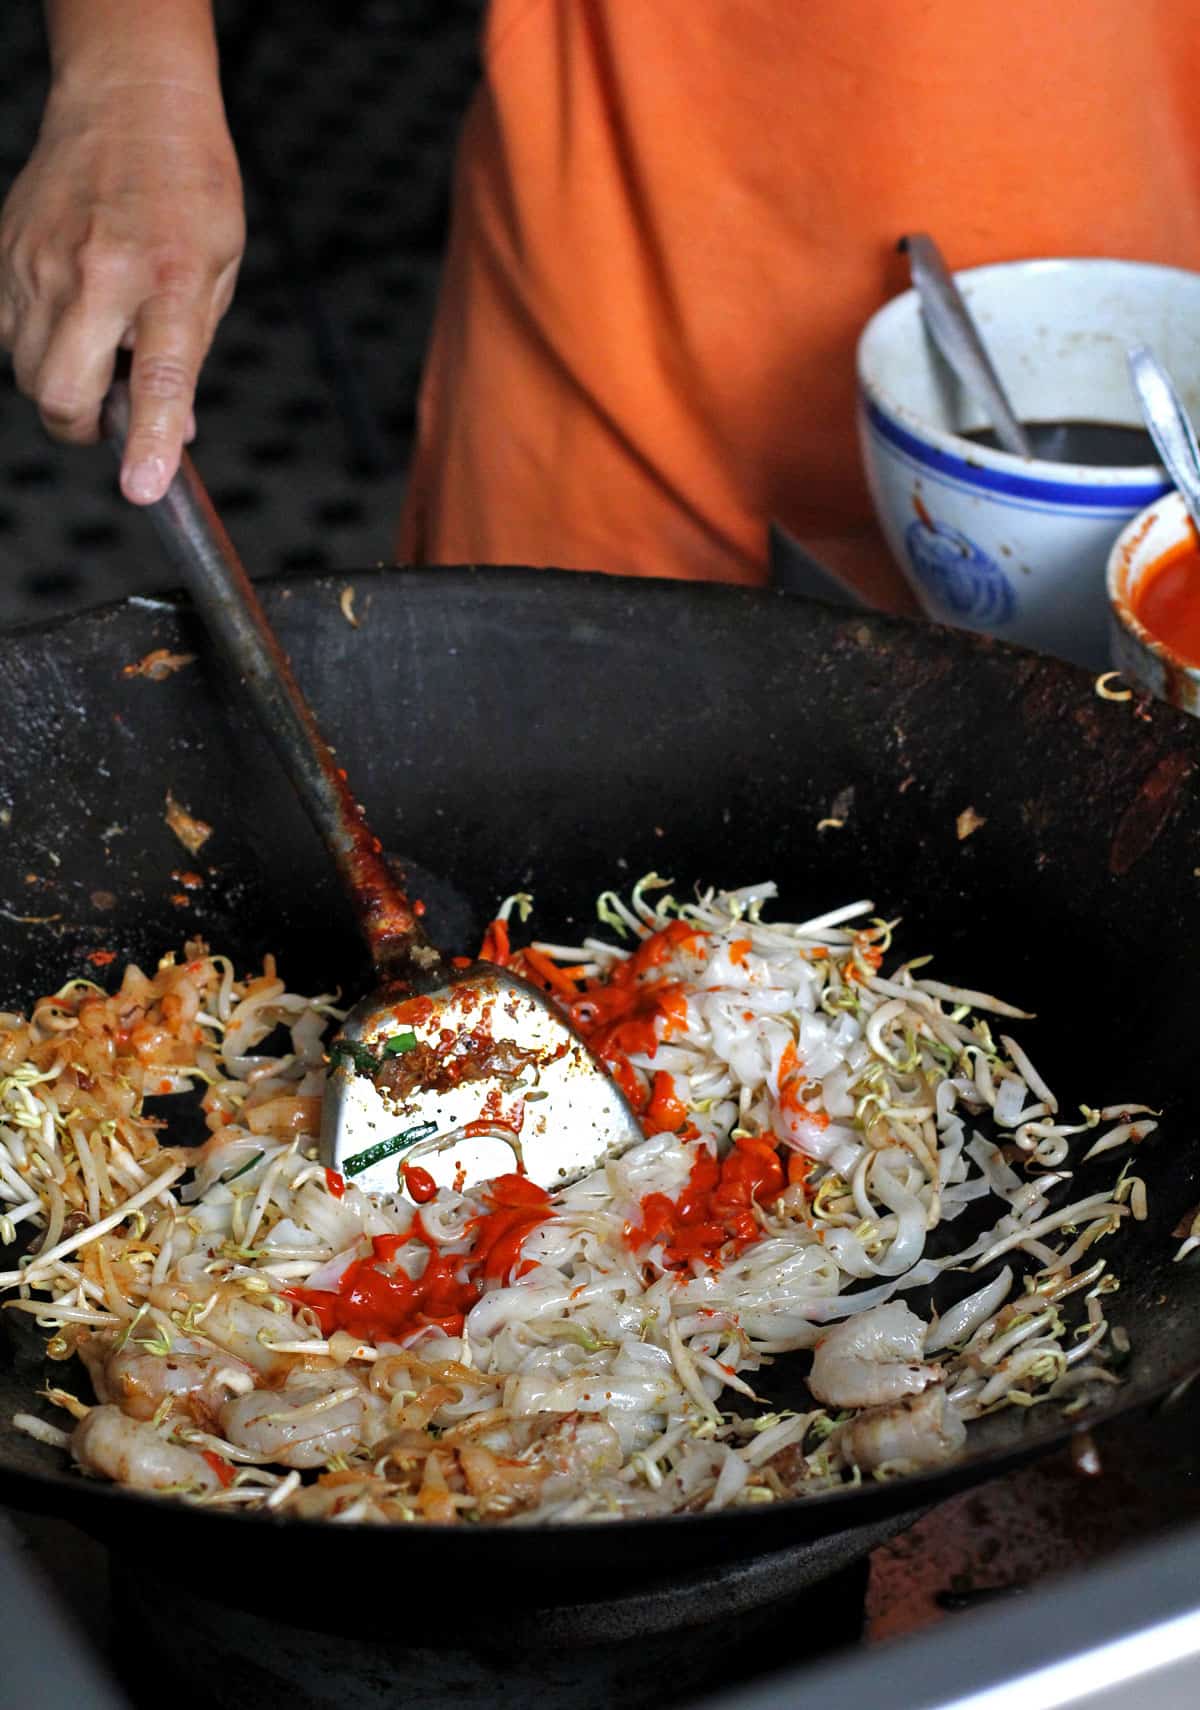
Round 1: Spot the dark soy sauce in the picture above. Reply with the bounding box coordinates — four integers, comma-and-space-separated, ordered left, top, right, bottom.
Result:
960, 421, 1159, 467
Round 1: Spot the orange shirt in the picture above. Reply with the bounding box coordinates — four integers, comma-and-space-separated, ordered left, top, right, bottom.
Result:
400, 1, 1200, 604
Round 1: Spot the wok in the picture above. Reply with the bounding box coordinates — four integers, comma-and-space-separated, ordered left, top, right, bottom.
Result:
0, 566, 1198, 1611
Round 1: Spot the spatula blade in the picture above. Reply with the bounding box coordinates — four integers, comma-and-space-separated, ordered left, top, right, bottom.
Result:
322, 967, 643, 1199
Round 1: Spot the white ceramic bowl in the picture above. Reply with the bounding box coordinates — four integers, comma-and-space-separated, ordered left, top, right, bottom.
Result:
856, 259, 1200, 668
1107, 489, 1200, 715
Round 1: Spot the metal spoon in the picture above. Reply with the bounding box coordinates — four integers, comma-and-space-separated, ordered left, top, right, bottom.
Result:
102, 385, 641, 1200
900, 233, 1034, 459
1127, 344, 1200, 534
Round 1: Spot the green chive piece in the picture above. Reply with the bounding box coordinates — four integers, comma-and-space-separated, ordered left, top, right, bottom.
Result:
329, 1040, 381, 1077
343, 1121, 439, 1177
220, 1151, 265, 1186
383, 1031, 419, 1056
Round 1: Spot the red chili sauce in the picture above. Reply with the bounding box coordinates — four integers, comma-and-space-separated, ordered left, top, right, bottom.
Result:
565, 919, 703, 1116
285, 1175, 553, 1343
1132, 535, 1200, 667
624, 1133, 789, 1269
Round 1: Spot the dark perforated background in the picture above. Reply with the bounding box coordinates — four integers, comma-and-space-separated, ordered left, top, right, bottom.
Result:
0, 0, 484, 624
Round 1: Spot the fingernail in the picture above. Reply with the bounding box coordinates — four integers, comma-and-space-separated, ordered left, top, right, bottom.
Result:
123, 457, 168, 504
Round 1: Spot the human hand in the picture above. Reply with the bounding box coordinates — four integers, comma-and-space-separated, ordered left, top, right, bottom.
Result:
0, 78, 244, 503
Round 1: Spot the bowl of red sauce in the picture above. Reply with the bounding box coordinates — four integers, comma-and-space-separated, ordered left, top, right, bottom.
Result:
1108, 490, 1200, 714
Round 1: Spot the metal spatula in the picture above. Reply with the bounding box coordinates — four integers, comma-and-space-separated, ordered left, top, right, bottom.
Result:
900, 233, 1034, 460
1128, 344, 1200, 533
102, 387, 641, 1200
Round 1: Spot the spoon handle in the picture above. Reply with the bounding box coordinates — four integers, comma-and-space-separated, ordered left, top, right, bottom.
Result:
101, 383, 432, 979
1127, 345, 1200, 535
901, 233, 1034, 460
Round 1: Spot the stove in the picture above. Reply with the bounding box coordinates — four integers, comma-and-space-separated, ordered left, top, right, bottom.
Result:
6, 1385, 1200, 1709
109, 1548, 874, 1710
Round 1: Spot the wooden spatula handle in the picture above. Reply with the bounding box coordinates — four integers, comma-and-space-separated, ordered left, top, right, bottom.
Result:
102, 381, 441, 983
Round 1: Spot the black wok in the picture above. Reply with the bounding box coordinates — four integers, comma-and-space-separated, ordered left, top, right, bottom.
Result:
0, 567, 1198, 1611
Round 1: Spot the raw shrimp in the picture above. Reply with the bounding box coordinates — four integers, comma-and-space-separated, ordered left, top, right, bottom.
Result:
832, 1386, 966, 1474
72, 1405, 222, 1493
808, 1302, 942, 1408
523, 1413, 624, 1500
149, 1282, 311, 1379
219, 1368, 387, 1469
78, 1329, 256, 1427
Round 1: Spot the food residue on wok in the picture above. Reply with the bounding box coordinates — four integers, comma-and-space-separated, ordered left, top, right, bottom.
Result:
164, 791, 213, 858
122, 649, 197, 683
0, 879, 1158, 1525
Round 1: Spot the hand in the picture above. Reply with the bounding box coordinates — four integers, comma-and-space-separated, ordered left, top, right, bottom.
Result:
0, 78, 244, 503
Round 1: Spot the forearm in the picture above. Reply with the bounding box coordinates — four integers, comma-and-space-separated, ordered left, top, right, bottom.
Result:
45, 0, 222, 99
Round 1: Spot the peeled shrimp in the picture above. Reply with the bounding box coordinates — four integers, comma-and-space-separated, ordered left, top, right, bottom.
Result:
72, 1405, 221, 1493
219, 1368, 387, 1469
833, 1385, 966, 1474
78, 1330, 256, 1427
808, 1302, 941, 1408
148, 1281, 307, 1379
523, 1413, 624, 1502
